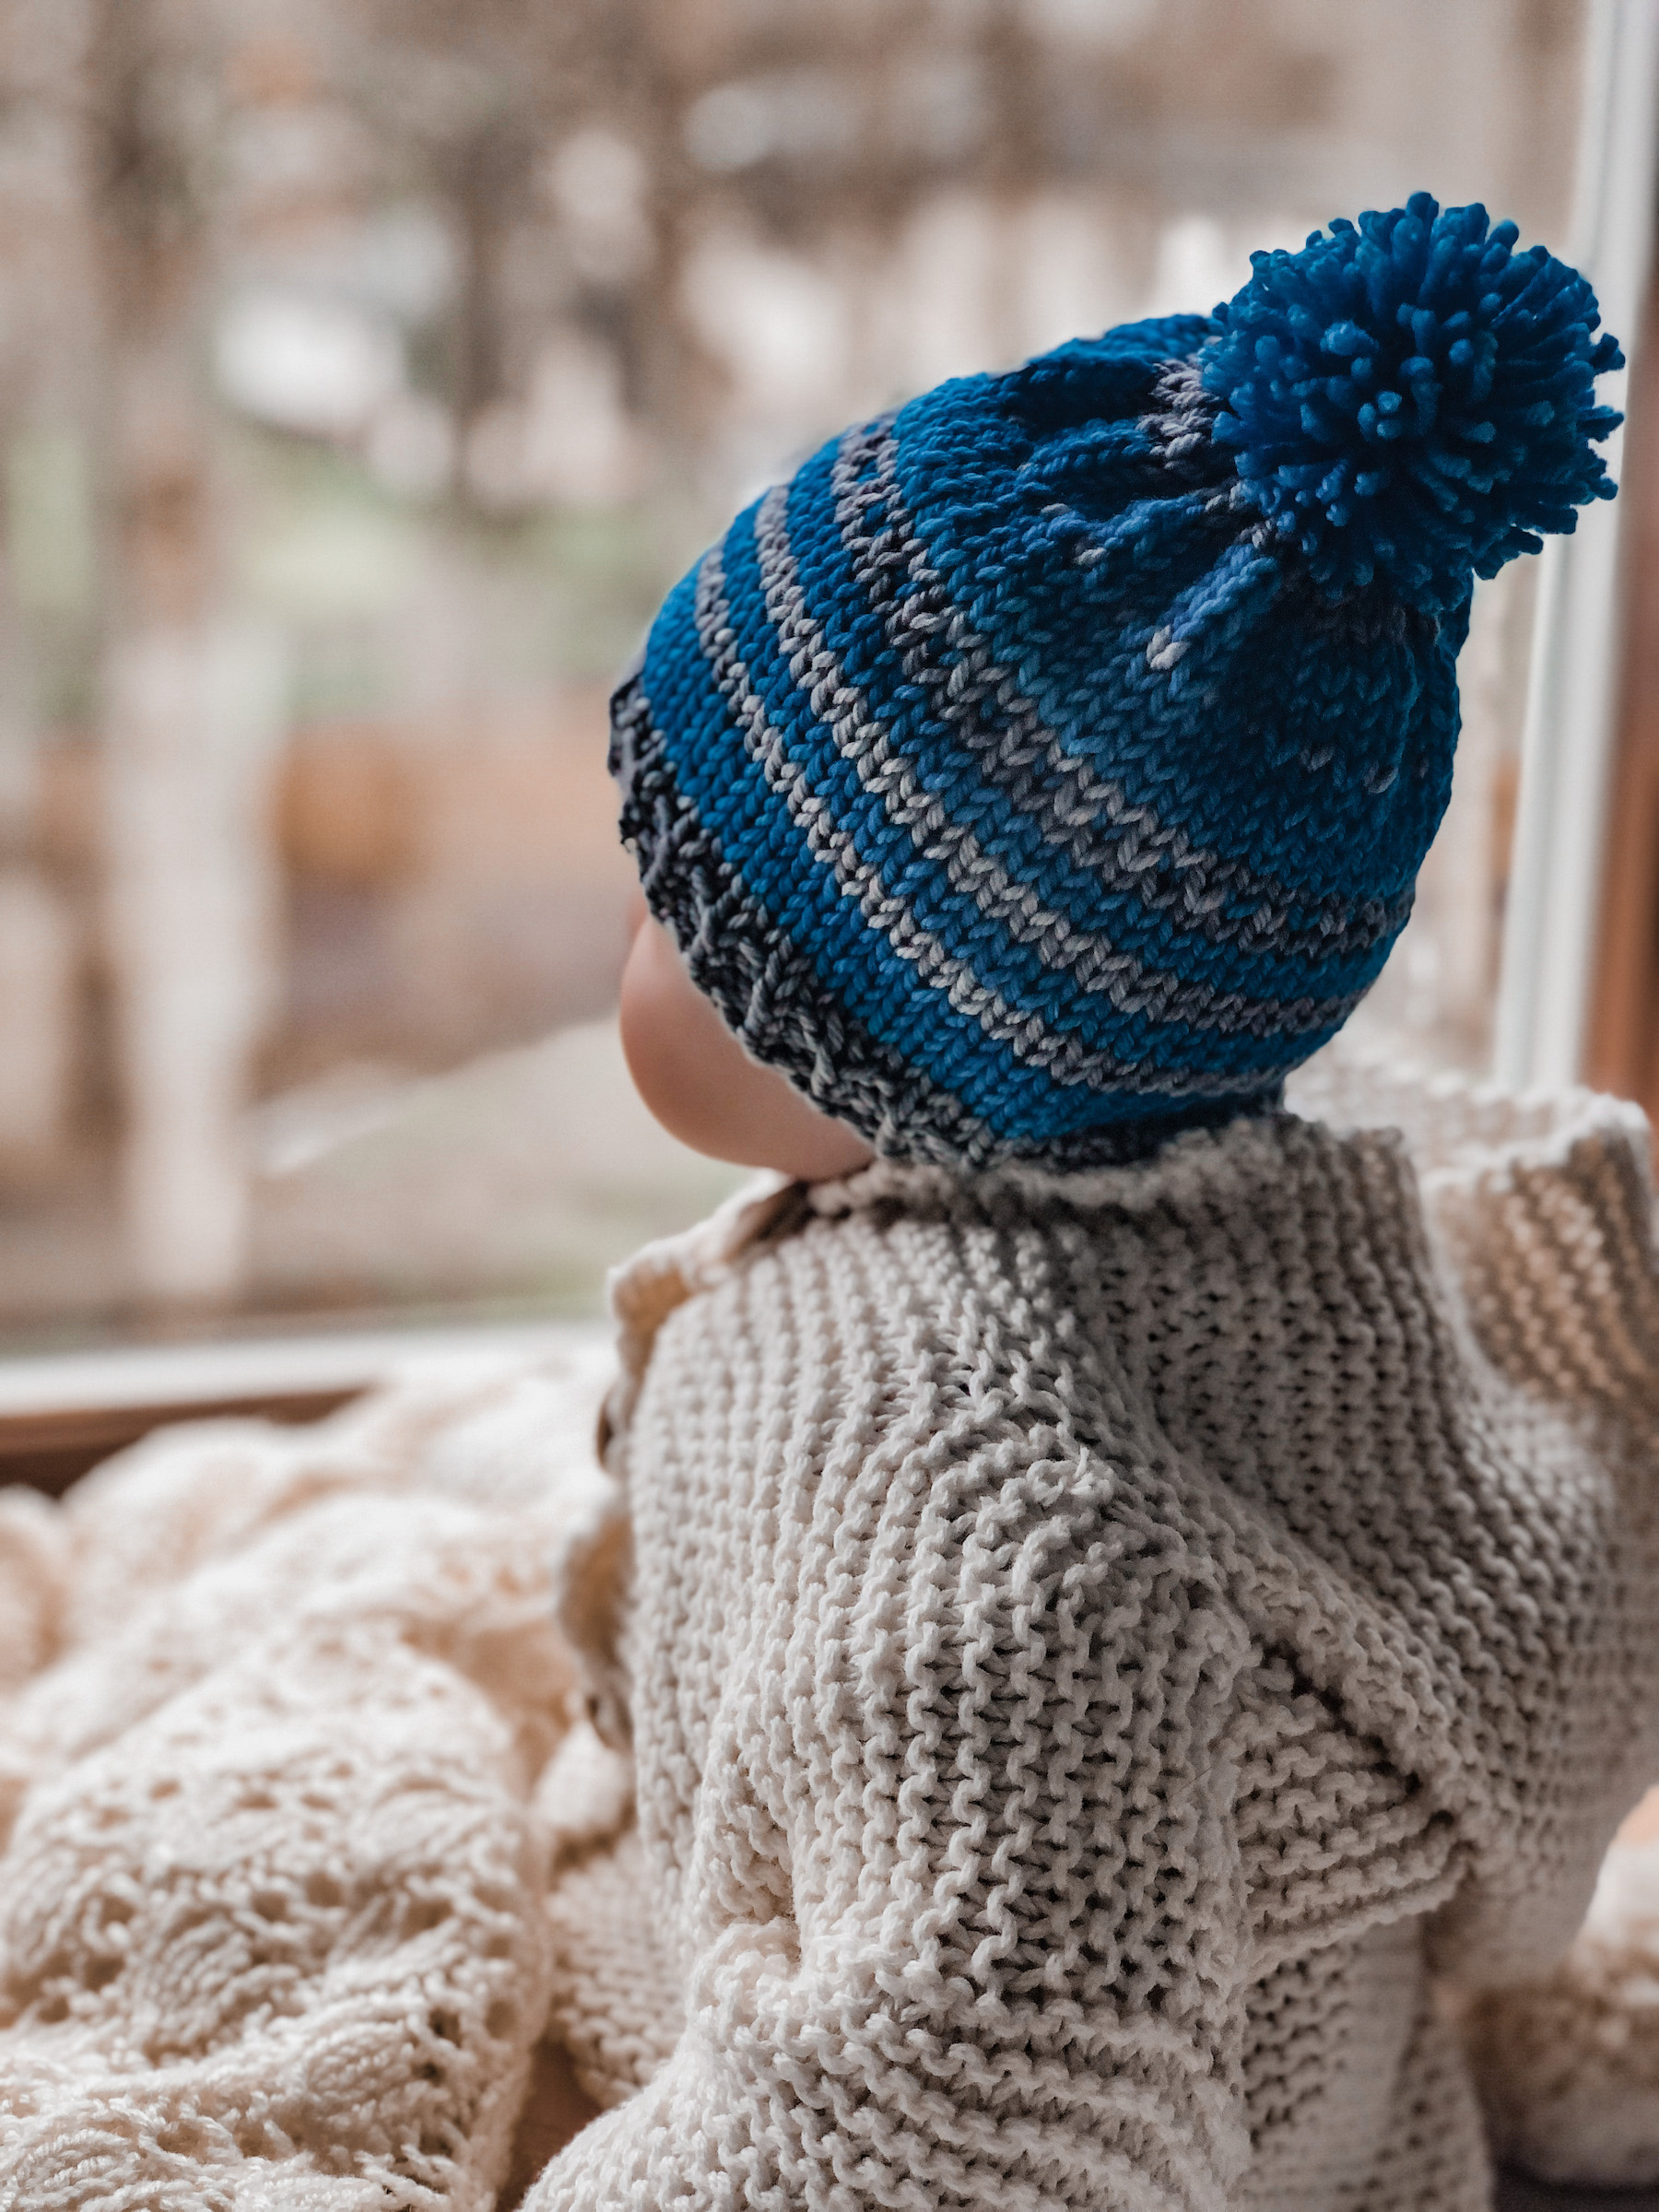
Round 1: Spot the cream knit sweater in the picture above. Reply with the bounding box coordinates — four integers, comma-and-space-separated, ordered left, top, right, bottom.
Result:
2, 1074, 1657, 2207
526, 1067, 1659, 2212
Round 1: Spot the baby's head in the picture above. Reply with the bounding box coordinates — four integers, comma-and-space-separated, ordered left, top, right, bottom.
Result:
620, 900, 874, 1178
614, 194, 1621, 1180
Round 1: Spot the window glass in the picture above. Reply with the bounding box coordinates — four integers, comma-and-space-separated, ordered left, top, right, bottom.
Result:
0, 0, 1589, 1340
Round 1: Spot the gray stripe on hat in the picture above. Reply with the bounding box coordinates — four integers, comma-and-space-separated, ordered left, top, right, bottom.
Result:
833, 419, 1410, 964
616, 672, 1265, 1165
751, 481, 1362, 1044
695, 545, 1267, 1102
614, 677, 1007, 1164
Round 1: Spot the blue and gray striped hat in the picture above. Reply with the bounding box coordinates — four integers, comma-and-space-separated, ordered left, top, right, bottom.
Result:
613, 195, 1621, 1169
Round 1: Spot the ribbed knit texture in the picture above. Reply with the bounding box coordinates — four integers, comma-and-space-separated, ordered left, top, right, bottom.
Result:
524, 1071, 1659, 2212
614, 195, 1620, 1169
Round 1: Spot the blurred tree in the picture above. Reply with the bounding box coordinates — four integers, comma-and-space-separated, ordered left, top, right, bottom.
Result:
80, 0, 285, 1308
0, 0, 1596, 1331
347, 0, 565, 447
82, 0, 220, 629
340, 0, 727, 515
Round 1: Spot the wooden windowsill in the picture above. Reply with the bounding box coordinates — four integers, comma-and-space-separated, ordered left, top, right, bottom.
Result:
0, 1320, 606, 1495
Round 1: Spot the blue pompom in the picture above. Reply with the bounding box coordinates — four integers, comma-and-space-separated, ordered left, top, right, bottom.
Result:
1200, 193, 1623, 610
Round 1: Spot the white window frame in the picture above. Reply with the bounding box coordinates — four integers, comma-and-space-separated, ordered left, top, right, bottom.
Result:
1495, 0, 1659, 1090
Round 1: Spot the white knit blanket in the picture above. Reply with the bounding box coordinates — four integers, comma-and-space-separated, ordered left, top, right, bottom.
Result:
0, 1344, 636, 2209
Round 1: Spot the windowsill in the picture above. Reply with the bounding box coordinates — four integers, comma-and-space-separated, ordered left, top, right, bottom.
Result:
0, 1318, 608, 1494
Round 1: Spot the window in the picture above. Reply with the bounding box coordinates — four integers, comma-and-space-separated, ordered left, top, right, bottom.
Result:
0, 0, 1605, 1348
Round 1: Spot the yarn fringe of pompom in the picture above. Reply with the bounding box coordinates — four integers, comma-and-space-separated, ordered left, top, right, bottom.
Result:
1200, 190, 1622, 611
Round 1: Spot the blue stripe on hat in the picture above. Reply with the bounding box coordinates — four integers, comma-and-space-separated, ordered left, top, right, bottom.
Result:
642, 546, 1286, 1136
892, 373, 1461, 902
697, 522, 1319, 1112
778, 426, 1402, 1013
721, 482, 1354, 1086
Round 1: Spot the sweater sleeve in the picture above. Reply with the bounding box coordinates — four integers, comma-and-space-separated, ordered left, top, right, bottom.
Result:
526, 1386, 1256, 2212
1423, 1102, 1659, 1989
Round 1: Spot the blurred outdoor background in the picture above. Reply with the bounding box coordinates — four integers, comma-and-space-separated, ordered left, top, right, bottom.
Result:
0, 0, 1595, 1342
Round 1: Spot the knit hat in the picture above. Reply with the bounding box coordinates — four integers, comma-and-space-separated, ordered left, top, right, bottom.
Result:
612, 193, 1621, 1170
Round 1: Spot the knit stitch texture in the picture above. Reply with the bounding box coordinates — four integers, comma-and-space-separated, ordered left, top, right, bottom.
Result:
0, 1347, 622, 2210
613, 195, 1621, 1169
0, 1081, 1656, 2201
524, 1067, 1659, 2212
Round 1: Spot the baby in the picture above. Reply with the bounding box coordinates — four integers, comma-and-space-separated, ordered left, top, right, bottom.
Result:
529, 195, 1659, 2210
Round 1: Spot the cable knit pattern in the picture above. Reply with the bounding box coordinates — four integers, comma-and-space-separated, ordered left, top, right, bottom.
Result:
0, 1349, 621, 2210
524, 1080, 1659, 2212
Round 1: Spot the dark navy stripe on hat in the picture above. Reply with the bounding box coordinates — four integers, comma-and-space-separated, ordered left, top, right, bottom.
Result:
612, 668, 1267, 1169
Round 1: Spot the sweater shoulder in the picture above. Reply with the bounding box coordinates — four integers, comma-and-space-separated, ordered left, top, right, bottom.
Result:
1293, 1055, 1659, 1435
